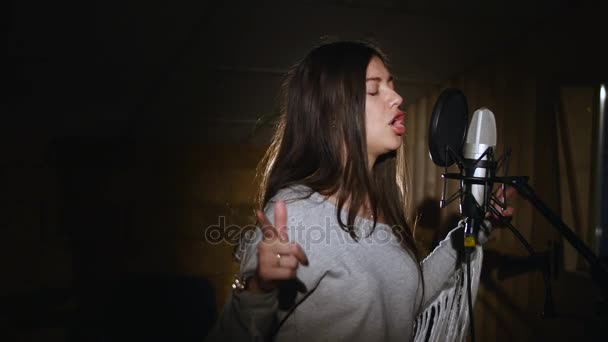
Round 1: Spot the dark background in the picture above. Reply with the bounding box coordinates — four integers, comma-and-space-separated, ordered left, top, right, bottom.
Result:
3, 0, 608, 341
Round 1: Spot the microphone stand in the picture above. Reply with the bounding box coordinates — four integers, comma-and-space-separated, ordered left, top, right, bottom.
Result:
438, 146, 567, 318
461, 173, 608, 295
499, 176, 608, 294
440, 145, 608, 301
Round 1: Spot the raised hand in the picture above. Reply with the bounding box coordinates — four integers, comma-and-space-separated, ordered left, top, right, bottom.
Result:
248, 200, 309, 293
487, 185, 515, 224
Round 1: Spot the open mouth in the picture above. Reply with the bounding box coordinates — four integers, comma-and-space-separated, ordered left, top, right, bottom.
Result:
389, 112, 406, 135
389, 112, 405, 126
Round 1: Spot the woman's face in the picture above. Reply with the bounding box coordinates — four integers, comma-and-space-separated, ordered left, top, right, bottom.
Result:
364, 56, 405, 162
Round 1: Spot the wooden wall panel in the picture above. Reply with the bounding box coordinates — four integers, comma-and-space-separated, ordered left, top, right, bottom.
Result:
174, 144, 267, 310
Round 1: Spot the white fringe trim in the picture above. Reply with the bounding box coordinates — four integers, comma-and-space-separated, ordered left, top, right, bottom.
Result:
413, 246, 483, 342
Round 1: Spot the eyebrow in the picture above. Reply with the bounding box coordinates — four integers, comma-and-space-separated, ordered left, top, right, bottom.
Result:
366, 75, 394, 83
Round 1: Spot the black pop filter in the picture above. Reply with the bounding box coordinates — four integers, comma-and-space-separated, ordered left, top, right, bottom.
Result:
428, 88, 469, 167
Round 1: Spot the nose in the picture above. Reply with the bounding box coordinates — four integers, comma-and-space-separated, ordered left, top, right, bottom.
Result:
388, 88, 403, 109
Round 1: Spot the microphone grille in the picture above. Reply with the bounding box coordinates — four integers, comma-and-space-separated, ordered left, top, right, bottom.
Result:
466, 108, 497, 145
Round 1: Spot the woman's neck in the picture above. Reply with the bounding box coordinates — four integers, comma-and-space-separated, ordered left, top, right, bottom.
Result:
324, 191, 385, 223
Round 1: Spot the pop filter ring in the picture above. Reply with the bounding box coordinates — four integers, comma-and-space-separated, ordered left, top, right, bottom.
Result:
428, 88, 469, 167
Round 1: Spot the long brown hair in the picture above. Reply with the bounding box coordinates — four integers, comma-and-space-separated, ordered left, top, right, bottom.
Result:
256, 40, 422, 266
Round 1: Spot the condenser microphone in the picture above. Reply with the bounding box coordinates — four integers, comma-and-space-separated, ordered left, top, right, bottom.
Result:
462, 108, 497, 246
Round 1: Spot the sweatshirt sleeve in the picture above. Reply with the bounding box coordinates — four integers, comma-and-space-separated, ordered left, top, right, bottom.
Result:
206, 187, 329, 342
420, 220, 492, 308
205, 288, 279, 341
204, 218, 279, 342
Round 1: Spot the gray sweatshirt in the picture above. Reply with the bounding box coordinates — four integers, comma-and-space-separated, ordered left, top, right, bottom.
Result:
207, 185, 481, 342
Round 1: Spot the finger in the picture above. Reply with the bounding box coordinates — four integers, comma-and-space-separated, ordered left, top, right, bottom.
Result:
258, 249, 282, 269
274, 201, 288, 241
492, 198, 505, 212
490, 202, 514, 216
259, 267, 297, 281
486, 207, 514, 225
494, 185, 515, 199
486, 205, 503, 218
502, 207, 514, 217
491, 187, 510, 212
273, 242, 309, 266
276, 255, 299, 269
493, 185, 506, 199
256, 210, 279, 241
493, 186, 502, 198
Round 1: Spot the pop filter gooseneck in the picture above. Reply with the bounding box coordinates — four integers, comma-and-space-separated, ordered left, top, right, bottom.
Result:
428, 88, 469, 167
